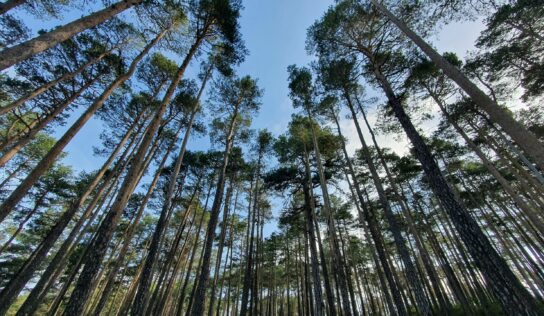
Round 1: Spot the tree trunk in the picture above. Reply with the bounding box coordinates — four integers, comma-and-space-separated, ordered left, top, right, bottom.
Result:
0, 114, 141, 316
343, 94, 431, 315
372, 64, 542, 315
330, 106, 404, 315
0, 76, 98, 167
208, 176, 235, 316
0, 47, 113, 116
304, 106, 352, 316
370, 0, 544, 172
0, 0, 142, 70
301, 147, 325, 316
90, 129, 175, 316
189, 106, 239, 316
0, 0, 25, 15
130, 60, 211, 316
0, 28, 167, 224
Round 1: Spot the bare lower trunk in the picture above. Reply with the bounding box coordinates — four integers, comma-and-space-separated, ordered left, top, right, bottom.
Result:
130, 59, 210, 316
344, 94, 431, 315
374, 66, 542, 315
189, 108, 238, 316
0, 0, 141, 70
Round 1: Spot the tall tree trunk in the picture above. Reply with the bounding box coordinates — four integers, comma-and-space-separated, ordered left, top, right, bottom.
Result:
371, 64, 542, 315
0, 28, 167, 223
356, 96, 450, 311
428, 91, 544, 235
329, 106, 404, 315
343, 94, 431, 315
0, 113, 142, 315
304, 106, 352, 316
301, 146, 325, 316
208, 176, 235, 316
130, 61, 211, 316
189, 106, 239, 316
240, 151, 262, 316
89, 129, 175, 316
0, 0, 142, 70
175, 185, 211, 316
369, 0, 544, 171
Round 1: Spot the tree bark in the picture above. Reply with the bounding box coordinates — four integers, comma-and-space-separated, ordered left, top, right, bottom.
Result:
130, 60, 211, 316
370, 0, 544, 172
0, 29, 167, 224
189, 105, 239, 316
0, 0, 25, 15
344, 94, 431, 315
0, 0, 142, 70
372, 64, 542, 315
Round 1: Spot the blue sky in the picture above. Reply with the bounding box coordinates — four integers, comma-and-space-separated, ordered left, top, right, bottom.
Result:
11, 0, 485, 234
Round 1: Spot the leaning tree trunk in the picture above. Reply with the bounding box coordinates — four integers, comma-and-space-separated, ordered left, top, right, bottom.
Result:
369, 0, 544, 172
0, 115, 140, 315
0, 0, 142, 70
428, 91, 544, 235
0, 28, 167, 224
344, 93, 431, 315
372, 64, 542, 315
61, 111, 180, 315
61, 32, 204, 315
330, 106, 403, 316
0, 47, 113, 116
189, 107, 239, 316
0, 76, 99, 167
130, 61, 211, 316
0, 0, 25, 15
89, 128, 177, 316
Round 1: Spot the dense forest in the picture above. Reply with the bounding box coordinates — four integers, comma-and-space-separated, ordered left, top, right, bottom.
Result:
0, 0, 543, 315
